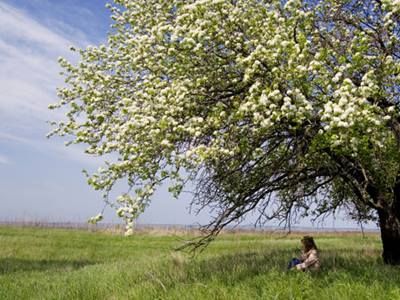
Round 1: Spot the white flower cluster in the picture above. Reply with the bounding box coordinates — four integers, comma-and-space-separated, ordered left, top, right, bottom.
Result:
88, 213, 103, 224
50, 0, 400, 235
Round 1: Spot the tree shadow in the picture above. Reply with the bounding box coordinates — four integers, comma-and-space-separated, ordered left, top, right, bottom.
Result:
0, 258, 94, 275
183, 249, 295, 282
179, 248, 400, 286
315, 248, 400, 285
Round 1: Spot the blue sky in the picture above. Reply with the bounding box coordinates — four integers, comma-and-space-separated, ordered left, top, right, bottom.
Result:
0, 0, 377, 229
0, 0, 203, 225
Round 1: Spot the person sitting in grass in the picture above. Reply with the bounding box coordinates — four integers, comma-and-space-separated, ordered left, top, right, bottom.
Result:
288, 236, 321, 271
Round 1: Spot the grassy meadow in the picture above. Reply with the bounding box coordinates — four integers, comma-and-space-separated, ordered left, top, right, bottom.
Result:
0, 226, 399, 300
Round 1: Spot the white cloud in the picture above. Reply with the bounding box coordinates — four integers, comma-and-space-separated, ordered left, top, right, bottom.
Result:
0, 131, 32, 144
0, 3, 71, 50
0, 154, 11, 165
0, 130, 104, 168
0, 2, 97, 165
0, 2, 86, 128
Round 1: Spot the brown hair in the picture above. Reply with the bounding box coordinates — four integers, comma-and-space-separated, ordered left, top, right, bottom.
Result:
301, 236, 318, 252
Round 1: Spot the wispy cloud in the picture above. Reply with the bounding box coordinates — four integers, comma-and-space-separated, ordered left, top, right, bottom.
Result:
0, 2, 87, 130
0, 154, 11, 165
1, 0, 110, 45
0, 2, 75, 50
0, 130, 104, 168
0, 2, 97, 165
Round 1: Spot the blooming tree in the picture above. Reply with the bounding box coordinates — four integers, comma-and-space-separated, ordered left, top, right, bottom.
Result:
50, 0, 400, 264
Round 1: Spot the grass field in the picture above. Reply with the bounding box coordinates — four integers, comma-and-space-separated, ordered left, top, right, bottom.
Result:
0, 226, 399, 300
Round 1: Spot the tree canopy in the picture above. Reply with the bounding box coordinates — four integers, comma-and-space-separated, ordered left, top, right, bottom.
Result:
50, 0, 400, 264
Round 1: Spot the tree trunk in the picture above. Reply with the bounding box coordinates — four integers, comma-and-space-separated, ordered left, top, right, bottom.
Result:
377, 207, 400, 265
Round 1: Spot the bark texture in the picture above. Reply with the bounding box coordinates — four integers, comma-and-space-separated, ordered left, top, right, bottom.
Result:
378, 203, 400, 265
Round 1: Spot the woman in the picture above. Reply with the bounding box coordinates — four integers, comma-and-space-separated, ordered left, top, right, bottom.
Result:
288, 236, 321, 271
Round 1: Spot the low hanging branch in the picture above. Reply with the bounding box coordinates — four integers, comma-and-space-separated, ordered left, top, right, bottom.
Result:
50, 0, 400, 264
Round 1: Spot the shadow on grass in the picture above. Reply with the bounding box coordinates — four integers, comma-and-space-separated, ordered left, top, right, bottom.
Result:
177, 248, 400, 286
182, 249, 295, 282
315, 249, 400, 284
0, 258, 94, 275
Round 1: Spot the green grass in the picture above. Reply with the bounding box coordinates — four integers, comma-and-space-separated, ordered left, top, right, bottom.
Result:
0, 227, 399, 300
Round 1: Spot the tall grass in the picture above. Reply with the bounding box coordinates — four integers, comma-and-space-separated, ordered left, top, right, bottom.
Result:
0, 226, 399, 299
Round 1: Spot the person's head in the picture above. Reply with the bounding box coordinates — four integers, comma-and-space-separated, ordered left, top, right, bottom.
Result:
301, 236, 317, 252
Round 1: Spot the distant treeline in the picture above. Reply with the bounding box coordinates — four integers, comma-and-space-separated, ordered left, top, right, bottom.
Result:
0, 221, 379, 233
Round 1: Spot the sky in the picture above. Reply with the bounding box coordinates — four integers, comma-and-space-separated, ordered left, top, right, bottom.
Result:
0, 0, 377, 229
